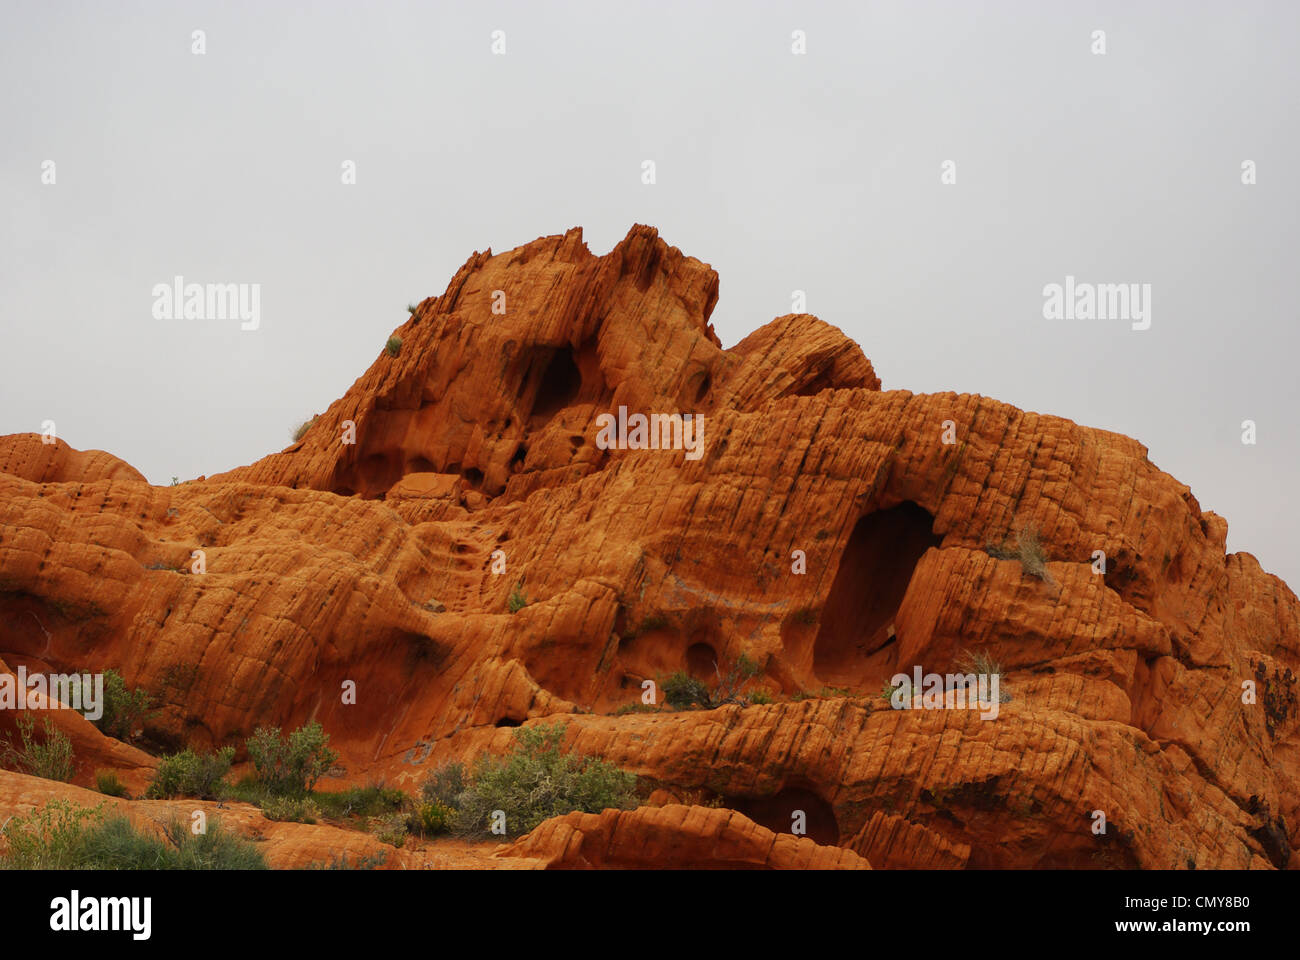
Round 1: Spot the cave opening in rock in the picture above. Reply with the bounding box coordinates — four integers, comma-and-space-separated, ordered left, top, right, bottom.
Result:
734, 786, 839, 846
686, 642, 716, 681
495, 716, 522, 728
533, 346, 582, 419
813, 501, 941, 688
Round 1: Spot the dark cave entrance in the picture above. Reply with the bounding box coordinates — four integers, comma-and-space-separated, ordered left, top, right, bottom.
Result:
686, 642, 717, 681
813, 501, 941, 687
532, 346, 582, 420
735, 786, 839, 846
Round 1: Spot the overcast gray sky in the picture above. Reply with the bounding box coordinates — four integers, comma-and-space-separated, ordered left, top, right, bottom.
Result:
2, 0, 1297, 589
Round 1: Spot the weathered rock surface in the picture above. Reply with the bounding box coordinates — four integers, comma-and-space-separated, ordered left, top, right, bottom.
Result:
495, 803, 870, 869
0, 224, 1296, 869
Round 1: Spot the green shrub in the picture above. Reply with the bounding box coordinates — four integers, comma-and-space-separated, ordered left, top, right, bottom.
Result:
261, 795, 321, 824
314, 783, 406, 820
420, 762, 467, 810
407, 303, 418, 315
385, 336, 402, 357
454, 723, 638, 837
0, 715, 74, 782
506, 582, 528, 614
146, 746, 234, 800
95, 769, 128, 798
245, 722, 339, 797
0, 800, 266, 870
747, 689, 773, 705
408, 800, 453, 836
88, 669, 155, 741
662, 671, 710, 710
374, 814, 408, 848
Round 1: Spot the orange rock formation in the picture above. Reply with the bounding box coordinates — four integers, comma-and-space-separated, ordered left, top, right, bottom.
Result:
0, 225, 1296, 869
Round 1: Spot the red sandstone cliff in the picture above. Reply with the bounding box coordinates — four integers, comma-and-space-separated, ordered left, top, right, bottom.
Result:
0, 225, 1296, 869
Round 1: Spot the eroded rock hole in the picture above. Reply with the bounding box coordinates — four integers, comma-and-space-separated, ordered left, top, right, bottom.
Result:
686, 642, 716, 681
495, 716, 523, 728
735, 787, 839, 846
813, 501, 941, 687
533, 346, 581, 419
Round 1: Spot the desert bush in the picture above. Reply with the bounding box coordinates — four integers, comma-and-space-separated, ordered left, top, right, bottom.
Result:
454, 723, 638, 837
245, 722, 338, 797
261, 795, 321, 824
95, 769, 128, 798
662, 671, 711, 709
747, 689, 773, 705
712, 653, 763, 705
374, 813, 408, 848
953, 648, 1013, 703
314, 783, 406, 820
87, 669, 155, 741
0, 800, 266, 870
420, 762, 467, 810
408, 800, 454, 836
986, 524, 1054, 585
385, 336, 402, 357
407, 303, 418, 315
146, 746, 234, 800
0, 715, 74, 782
292, 416, 318, 442
506, 582, 528, 613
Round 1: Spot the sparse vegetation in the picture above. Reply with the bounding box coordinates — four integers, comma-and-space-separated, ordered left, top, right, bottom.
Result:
793, 606, 818, 626
385, 335, 402, 357
0, 799, 267, 870
420, 762, 467, 810
0, 715, 74, 782
145, 746, 234, 800
307, 849, 389, 870
452, 723, 638, 837
292, 415, 319, 442
662, 653, 766, 710
95, 769, 128, 798
985, 523, 1055, 585
87, 669, 155, 741
953, 648, 1013, 703
662, 671, 711, 709
245, 722, 338, 797
407, 303, 418, 315
261, 795, 321, 824
611, 702, 661, 716
506, 582, 529, 614
408, 800, 453, 836
374, 813, 408, 848
747, 689, 773, 705
314, 783, 406, 820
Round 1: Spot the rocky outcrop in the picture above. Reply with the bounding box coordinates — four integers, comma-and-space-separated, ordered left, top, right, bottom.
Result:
495, 803, 870, 869
0, 225, 1296, 869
